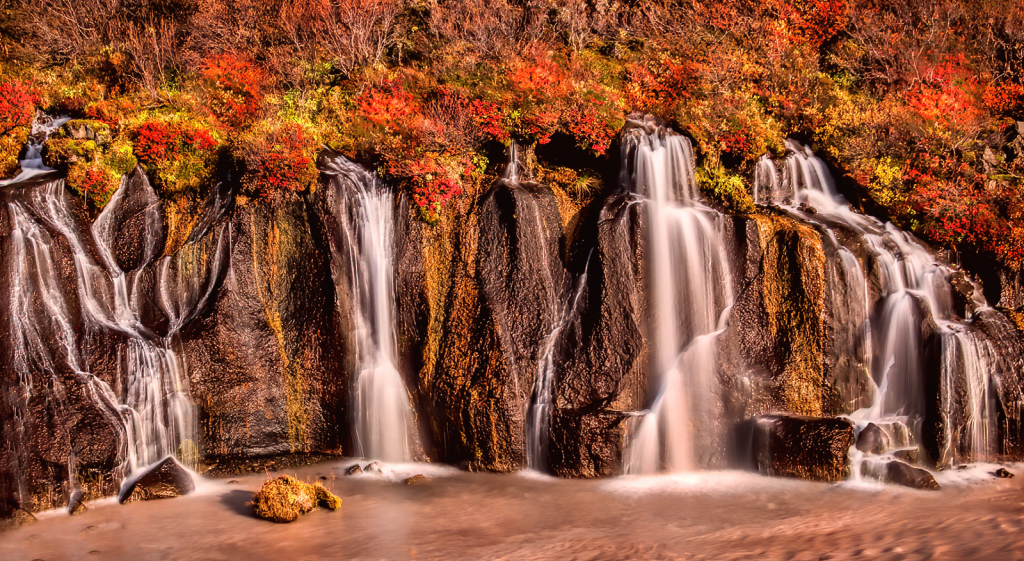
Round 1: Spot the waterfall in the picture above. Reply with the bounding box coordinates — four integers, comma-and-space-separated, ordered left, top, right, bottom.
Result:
762, 141, 997, 465
526, 253, 591, 471
12, 180, 198, 473
622, 119, 734, 474
321, 155, 415, 462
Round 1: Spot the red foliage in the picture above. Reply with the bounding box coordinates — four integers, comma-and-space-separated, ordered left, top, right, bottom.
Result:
239, 123, 318, 196
983, 82, 1024, 118
133, 120, 219, 166
356, 81, 419, 129
200, 54, 268, 128
405, 157, 463, 221
906, 55, 985, 130
0, 81, 37, 134
468, 98, 509, 142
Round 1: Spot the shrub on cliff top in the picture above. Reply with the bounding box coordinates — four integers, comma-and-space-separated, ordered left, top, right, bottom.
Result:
233, 121, 319, 198
43, 121, 138, 208
132, 117, 220, 195
200, 54, 268, 129
0, 81, 36, 179
250, 475, 341, 524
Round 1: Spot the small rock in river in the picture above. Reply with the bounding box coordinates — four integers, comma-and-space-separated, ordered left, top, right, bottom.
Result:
995, 468, 1014, 478
364, 461, 384, 475
345, 464, 363, 476
67, 490, 88, 515
404, 474, 427, 485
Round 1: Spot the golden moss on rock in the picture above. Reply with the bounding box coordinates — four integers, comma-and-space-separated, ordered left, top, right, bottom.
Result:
0, 126, 27, 179
251, 475, 340, 523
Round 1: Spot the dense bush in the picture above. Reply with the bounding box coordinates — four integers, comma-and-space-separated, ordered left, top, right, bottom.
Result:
233, 121, 318, 198
43, 120, 138, 208
0, 81, 36, 178
3, 0, 1024, 268
132, 118, 220, 195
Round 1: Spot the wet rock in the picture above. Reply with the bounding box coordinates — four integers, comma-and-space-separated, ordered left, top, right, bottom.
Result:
101, 167, 165, 272
885, 460, 940, 490
855, 423, 889, 455
404, 474, 427, 485
720, 214, 831, 418
345, 464, 363, 476
226, 480, 239, 485
67, 490, 87, 515
733, 414, 855, 482
893, 448, 920, 464
551, 194, 646, 477
118, 457, 195, 503
251, 475, 341, 523
183, 193, 346, 460
363, 461, 383, 475
994, 467, 1014, 478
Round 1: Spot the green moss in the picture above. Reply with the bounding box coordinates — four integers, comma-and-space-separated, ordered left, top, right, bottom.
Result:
697, 165, 756, 214
105, 139, 138, 175
43, 138, 98, 168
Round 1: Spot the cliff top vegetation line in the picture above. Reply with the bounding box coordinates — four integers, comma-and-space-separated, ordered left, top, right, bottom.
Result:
1, 0, 1023, 266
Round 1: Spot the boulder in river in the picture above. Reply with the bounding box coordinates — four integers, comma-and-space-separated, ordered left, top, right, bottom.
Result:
251, 475, 341, 523
732, 414, 854, 482
118, 457, 195, 503
67, 489, 88, 515
885, 460, 940, 490
855, 423, 889, 455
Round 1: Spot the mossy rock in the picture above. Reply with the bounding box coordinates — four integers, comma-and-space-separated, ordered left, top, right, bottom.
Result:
0, 127, 28, 179
43, 137, 98, 169
250, 475, 341, 523
58, 120, 112, 145
697, 165, 756, 214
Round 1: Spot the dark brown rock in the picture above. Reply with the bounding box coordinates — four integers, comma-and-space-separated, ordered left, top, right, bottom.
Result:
344, 464, 362, 476
183, 193, 346, 460
885, 460, 940, 490
118, 457, 195, 503
100, 167, 165, 273
995, 467, 1014, 478
856, 423, 888, 455
734, 414, 854, 482
67, 489, 87, 515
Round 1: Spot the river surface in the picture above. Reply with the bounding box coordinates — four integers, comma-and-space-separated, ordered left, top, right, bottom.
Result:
2, 461, 1022, 561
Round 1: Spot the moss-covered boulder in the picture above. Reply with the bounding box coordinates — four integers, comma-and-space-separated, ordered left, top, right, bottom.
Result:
251, 475, 340, 523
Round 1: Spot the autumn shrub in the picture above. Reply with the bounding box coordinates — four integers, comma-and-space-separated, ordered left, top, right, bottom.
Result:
984, 82, 1024, 120
233, 121, 319, 198
0, 81, 36, 178
42, 120, 137, 208
132, 117, 220, 195
200, 54, 267, 129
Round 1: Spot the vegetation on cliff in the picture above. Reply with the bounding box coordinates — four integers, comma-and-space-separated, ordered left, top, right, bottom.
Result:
0, 0, 1023, 266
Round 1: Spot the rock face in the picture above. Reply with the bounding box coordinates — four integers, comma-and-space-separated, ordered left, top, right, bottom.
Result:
414, 178, 568, 471
731, 414, 855, 482
118, 457, 195, 502
549, 194, 646, 477
183, 193, 346, 460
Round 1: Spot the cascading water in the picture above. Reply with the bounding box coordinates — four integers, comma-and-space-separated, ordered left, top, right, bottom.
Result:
321, 155, 415, 462
759, 141, 998, 466
622, 119, 734, 474
3, 113, 203, 496
10, 180, 198, 473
